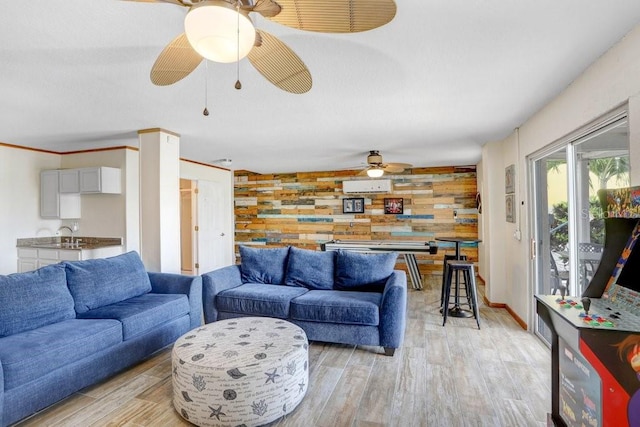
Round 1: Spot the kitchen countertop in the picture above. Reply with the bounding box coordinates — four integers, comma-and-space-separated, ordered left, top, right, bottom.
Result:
17, 236, 123, 250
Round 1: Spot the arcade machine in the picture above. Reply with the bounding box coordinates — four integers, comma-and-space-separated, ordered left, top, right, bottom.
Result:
536, 186, 640, 427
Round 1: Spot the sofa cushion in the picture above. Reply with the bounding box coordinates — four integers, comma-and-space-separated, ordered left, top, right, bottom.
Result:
65, 251, 152, 313
239, 246, 290, 285
0, 264, 75, 337
0, 318, 122, 390
77, 293, 190, 340
334, 250, 398, 292
290, 290, 381, 326
285, 246, 335, 290
217, 283, 308, 318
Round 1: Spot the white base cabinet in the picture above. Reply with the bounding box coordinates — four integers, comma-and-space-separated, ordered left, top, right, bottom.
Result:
17, 246, 124, 272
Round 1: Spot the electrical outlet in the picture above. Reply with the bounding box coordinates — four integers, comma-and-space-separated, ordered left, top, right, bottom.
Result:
453, 210, 458, 219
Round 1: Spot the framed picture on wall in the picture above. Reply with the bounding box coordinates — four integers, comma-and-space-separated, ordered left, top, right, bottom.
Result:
384, 198, 403, 214
505, 164, 515, 194
506, 194, 516, 223
343, 198, 364, 214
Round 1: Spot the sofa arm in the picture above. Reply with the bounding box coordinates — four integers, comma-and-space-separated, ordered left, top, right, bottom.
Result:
202, 265, 243, 324
379, 270, 408, 351
148, 272, 203, 330
0, 359, 4, 427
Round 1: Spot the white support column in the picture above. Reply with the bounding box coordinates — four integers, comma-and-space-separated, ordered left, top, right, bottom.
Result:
138, 128, 181, 273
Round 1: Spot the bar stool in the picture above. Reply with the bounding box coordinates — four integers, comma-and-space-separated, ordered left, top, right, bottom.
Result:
442, 260, 480, 329
440, 254, 469, 310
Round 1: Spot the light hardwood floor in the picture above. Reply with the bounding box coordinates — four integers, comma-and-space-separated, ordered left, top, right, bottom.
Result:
15, 279, 551, 427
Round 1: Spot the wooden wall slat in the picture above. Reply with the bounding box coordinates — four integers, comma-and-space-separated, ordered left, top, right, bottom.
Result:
234, 167, 478, 281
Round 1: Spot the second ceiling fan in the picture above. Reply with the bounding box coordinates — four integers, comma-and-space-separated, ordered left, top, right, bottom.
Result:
124, 0, 397, 94
361, 150, 412, 177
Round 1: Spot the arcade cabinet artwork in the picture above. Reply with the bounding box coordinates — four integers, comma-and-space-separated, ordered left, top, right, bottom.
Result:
536, 186, 640, 427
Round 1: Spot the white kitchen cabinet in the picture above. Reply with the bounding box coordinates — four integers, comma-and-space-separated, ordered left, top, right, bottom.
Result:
16, 248, 38, 272
40, 170, 81, 219
59, 169, 80, 193
17, 246, 124, 272
37, 248, 81, 267
79, 167, 121, 194
40, 170, 60, 218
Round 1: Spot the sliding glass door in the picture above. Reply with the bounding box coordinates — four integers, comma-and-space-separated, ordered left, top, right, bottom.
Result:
531, 113, 629, 343
532, 146, 569, 343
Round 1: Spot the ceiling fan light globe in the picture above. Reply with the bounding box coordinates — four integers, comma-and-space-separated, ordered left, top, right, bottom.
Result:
184, 1, 256, 63
367, 168, 385, 178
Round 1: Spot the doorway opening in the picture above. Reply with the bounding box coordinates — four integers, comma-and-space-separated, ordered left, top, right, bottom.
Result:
180, 179, 196, 275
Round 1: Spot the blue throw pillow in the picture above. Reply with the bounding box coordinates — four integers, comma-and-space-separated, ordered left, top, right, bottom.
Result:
0, 264, 76, 336
334, 250, 399, 292
285, 247, 335, 290
65, 251, 152, 313
239, 246, 289, 285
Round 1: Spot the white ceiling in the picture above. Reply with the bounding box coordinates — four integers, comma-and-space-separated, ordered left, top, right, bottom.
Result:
2, 1, 640, 174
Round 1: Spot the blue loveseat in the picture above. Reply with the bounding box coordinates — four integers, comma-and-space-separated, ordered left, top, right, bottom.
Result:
0, 251, 202, 427
202, 246, 407, 356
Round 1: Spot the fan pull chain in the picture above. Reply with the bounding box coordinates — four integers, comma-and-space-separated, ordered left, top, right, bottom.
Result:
203, 60, 209, 116
235, 1, 242, 90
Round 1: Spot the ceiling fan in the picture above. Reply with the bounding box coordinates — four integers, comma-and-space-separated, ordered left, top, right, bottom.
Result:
124, 0, 397, 94
361, 150, 412, 177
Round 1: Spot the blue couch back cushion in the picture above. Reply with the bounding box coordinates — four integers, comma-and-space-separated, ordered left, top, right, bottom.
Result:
285, 246, 335, 290
65, 251, 152, 313
334, 250, 399, 292
239, 245, 289, 285
0, 264, 76, 337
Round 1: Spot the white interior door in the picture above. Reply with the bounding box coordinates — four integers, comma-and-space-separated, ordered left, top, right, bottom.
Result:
195, 180, 230, 274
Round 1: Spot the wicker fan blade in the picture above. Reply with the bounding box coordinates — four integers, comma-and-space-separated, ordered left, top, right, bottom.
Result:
150, 33, 203, 86
247, 30, 312, 94
248, 0, 282, 17
121, 0, 187, 6
383, 162, 412, 173
268, 0, 397, 33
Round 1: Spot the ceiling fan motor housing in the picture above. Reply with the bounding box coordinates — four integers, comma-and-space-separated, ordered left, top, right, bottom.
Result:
368, 150, 383, 165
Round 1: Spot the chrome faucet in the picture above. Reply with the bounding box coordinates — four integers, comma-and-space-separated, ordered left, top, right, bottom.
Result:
58, 226, 74, 245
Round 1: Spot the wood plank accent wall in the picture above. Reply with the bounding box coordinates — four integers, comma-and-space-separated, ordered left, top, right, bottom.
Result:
234, 166, 478, 282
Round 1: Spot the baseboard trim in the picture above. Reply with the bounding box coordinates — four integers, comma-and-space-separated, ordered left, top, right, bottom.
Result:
483, 295, 506, 308
481, 286, 528, 331
505, 305, 528, 330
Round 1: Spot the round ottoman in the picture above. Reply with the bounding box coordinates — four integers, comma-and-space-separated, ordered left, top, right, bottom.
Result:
172, 317, 308, 427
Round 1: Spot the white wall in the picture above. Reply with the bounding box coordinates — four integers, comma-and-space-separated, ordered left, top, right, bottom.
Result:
0, 145, 61, 274
481, 23, 640, 327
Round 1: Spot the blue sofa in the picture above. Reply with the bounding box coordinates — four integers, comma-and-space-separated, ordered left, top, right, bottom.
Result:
0, 251, 202, 427
202, 246, 407, 356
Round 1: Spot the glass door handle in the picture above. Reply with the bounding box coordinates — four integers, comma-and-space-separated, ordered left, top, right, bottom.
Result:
531, 238, 536, 259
